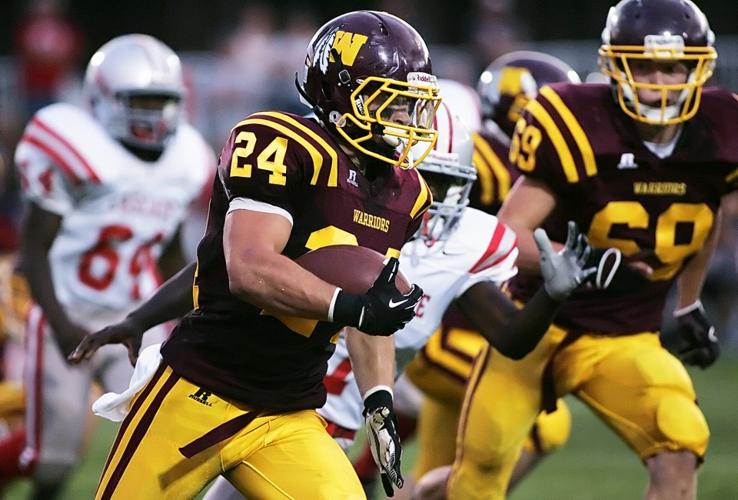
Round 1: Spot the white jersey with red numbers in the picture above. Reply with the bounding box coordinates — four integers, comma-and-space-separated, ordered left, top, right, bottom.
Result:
320, 207, 518, 433
15, 102, 213, 331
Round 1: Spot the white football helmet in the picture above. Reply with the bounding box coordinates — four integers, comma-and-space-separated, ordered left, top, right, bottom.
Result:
438, 79, 482, 132
415, 100, 476, 244
83, 34, 185, 152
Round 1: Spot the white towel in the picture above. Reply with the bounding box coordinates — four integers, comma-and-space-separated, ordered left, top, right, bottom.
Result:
92, 343, 163, 422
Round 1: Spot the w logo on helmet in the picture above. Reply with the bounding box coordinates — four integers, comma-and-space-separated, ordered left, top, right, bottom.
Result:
329, 31, 368, 67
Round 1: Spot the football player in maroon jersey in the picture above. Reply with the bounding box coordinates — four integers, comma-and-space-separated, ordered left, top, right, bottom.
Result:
419, 1, 727, 499
392, 57, 582, 499
71, 11, 443, 498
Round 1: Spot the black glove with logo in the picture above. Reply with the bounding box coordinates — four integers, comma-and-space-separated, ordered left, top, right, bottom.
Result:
584, 247, 649, 292
363, 388, 403, 497
332, 258, 422, 336
674, 301, 719, 369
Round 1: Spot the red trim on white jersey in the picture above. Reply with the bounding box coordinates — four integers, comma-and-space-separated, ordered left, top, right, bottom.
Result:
443, 102, 454, 153
21, 305, 45, 472
469, 222, 517, 274
19, 135, 82, 185
324, 357, 352, 395
27, 117, 101, 183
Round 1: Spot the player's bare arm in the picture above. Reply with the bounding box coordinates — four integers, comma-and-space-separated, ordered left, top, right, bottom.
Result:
20, 201, 88, 358
498, 176, 558, 273
675, 207, 721, 309
69, 261, 197, 365
346, 327, 404, 495
226, 209, 422, 334
673, 207, 721, 368
347, 328, 395, 395
224, 209, 336, 319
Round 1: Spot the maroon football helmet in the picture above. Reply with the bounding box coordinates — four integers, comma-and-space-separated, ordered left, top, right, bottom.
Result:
598, 0, 716, 125
477, 51, 580, 138
298, 11, 441, 168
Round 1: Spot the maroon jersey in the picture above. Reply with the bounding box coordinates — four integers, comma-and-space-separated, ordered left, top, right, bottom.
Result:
161, 111, 431, 411
509, 83, 738, 334
470, 130, 520, 214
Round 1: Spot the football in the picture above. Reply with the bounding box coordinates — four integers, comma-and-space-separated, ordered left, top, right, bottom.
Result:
295, 245, 411, 294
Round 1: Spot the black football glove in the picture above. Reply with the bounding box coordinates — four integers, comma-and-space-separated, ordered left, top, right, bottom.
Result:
363, 388, 403, 497
583, 246, 648, 292
332, 257, 422, 336
674, 301, 719, 369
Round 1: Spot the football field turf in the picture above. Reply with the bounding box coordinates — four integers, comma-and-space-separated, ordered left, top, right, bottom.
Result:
7, 355, 737, 499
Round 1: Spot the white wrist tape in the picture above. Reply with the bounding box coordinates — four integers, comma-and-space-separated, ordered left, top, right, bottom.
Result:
327, 287, 342, 322
363, 385, 394, 401
673, 300, 703, 318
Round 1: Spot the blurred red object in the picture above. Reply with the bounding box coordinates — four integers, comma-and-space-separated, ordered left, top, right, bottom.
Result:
15, 1, 83, 106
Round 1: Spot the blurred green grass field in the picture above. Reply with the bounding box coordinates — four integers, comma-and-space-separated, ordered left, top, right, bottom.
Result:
7, 356, 737, 499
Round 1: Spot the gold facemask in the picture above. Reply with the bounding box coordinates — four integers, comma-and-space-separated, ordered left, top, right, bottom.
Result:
598, 43, 716, 125
335, 75, 441, 169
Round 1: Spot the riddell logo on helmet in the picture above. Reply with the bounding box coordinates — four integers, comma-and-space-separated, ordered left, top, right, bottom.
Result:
407, 72, 438, 87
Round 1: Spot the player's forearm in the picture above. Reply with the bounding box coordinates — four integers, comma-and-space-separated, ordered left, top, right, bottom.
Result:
676, 208, 722, 309
226, 247, 335, 320
495, 288, 562, 359
20, 203, 71, 331
498, 176, 560, 275
127, 261, 197, 330
457, 281, 560, 360
346, 328, 395, 396
21, 248, 71, 331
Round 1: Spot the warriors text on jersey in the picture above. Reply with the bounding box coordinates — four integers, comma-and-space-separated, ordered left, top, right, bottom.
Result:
509, 83, 738, 334
15, 103, 212, 331
321, 207, 517, 431
161, 111, 432, 411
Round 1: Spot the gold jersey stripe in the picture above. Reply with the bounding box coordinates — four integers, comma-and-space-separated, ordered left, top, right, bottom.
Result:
192, 262, 200, 310
472, 150, 495, 205
526, 100, 579, 183
540, 86, 597, 177
473, 133, 511, 202
410, 173, 432, 219
253, 112, 338, 187
235, 117, 324, 182
385, 247, 401, 259
725, 167, 738, 185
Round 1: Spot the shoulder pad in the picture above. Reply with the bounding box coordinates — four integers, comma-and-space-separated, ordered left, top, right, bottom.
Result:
19, 103, 105, 185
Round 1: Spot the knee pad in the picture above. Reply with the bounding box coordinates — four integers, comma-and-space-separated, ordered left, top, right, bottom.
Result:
655, 393, 709, 457
526, 399, 572, 454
